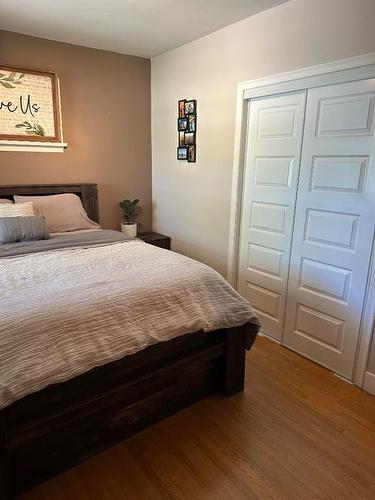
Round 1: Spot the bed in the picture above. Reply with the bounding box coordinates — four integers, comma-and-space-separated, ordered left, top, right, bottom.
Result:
0, 184, 259, 500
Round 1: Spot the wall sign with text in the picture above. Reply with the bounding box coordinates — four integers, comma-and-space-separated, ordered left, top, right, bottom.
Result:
0, 66, 61, 142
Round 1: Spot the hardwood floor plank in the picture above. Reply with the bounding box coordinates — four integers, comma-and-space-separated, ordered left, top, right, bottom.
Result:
19, 337, 375, 500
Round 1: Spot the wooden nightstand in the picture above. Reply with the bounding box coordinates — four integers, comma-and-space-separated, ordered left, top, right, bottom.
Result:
138, 231, 171, 250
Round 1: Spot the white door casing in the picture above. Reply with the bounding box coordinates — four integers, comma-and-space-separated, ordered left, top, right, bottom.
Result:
283, 79, 375, 379
238, 91, 306, 340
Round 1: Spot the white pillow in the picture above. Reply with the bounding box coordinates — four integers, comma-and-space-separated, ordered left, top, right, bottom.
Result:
0, 201, 34, 217
0, 199, 13, 204
14, 193, 100, 233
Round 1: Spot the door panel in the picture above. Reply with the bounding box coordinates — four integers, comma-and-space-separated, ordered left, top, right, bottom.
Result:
283, 79, 375, 379
238, 92, 306, 340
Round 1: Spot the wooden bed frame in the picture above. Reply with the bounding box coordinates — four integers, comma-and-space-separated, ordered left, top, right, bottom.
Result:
0, 184, 257, 500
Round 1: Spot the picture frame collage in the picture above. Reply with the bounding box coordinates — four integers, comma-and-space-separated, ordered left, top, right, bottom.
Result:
177, 99, 196, 162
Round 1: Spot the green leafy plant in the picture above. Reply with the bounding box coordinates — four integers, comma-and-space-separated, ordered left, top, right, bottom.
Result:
15, 121, 46, 136
0, 71, 25, 89
119, 199, 140, 224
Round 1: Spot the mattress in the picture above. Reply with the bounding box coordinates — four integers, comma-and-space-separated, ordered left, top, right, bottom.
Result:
0, 230, 259, 409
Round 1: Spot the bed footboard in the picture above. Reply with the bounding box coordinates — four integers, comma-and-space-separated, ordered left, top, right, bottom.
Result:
0, 324, 256, 499
225, 324, 248, 396
0, 415, 12, 500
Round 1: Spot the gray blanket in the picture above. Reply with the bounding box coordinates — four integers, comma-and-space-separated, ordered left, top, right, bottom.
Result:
0, 229, 131, 257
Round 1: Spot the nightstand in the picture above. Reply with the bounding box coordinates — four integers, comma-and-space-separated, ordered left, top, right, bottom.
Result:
138, 231, 171, 250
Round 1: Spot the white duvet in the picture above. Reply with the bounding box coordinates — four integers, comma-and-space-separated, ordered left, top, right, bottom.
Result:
0, 240, 258, 409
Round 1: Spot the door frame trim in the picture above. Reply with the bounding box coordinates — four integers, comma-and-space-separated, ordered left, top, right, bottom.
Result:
228, 52, 375, 387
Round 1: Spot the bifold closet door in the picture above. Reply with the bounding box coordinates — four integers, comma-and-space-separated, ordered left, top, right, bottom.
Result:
238, 91, 306, 340
283, 79, 375, 379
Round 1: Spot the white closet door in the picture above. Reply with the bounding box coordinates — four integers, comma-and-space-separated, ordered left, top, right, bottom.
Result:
238, 91, 306, 340
284, 79, 375, 378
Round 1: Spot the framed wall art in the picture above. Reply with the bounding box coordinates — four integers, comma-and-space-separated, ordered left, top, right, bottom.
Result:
177, 99, 196, 162
179, 131, 185, 147
0, 66, 61, 142
187, 145, 196, 163
177, 147, 188, 160
184, 100, 196, 115
178, 117, 188, 131
188, 114, 196, 132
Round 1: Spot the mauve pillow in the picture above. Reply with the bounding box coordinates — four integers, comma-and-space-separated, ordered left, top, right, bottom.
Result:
14, 193, 100, 233
0, 199, 12, 204
0, 216, 50, 244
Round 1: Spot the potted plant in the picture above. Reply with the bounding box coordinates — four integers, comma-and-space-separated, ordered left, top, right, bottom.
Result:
119, 198, 139, 237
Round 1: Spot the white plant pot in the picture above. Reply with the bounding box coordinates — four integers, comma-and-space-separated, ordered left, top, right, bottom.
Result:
121, 222, 137, 237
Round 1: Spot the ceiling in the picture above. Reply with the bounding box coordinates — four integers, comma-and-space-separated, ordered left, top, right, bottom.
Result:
0, 0, 288, 58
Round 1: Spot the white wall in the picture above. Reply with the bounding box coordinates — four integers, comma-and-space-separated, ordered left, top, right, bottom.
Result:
152, 0, 375, 276
151, 0, 375, 385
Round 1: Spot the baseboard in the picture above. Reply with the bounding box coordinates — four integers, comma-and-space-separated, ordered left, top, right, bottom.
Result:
363, 371, 375, 395
258, 331, 280, 344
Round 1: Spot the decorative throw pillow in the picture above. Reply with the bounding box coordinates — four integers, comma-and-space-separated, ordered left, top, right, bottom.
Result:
14, 193, 100, 233
0, 201, 34, 217
0, 199, 13, 204
0, 216, 50, 244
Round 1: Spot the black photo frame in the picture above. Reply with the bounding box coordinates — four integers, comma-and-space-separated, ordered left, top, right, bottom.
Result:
187, 145, 196, 163
177, 98, 196, 162
188, 114, 196, 132
179, 131, 185, 147
178, 99, 186, 118
184, 99, 196, 115
177, 147, 188, 160
184, 131, 195, 145
178, 117, 188, 131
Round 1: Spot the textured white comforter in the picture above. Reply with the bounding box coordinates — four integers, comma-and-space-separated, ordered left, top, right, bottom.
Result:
0, 240, 258, 409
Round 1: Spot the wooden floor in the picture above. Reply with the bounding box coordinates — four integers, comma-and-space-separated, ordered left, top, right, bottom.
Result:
20, 336, 375, 500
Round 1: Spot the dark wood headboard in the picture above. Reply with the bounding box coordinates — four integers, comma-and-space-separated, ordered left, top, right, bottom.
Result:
0, 184, 99, 223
